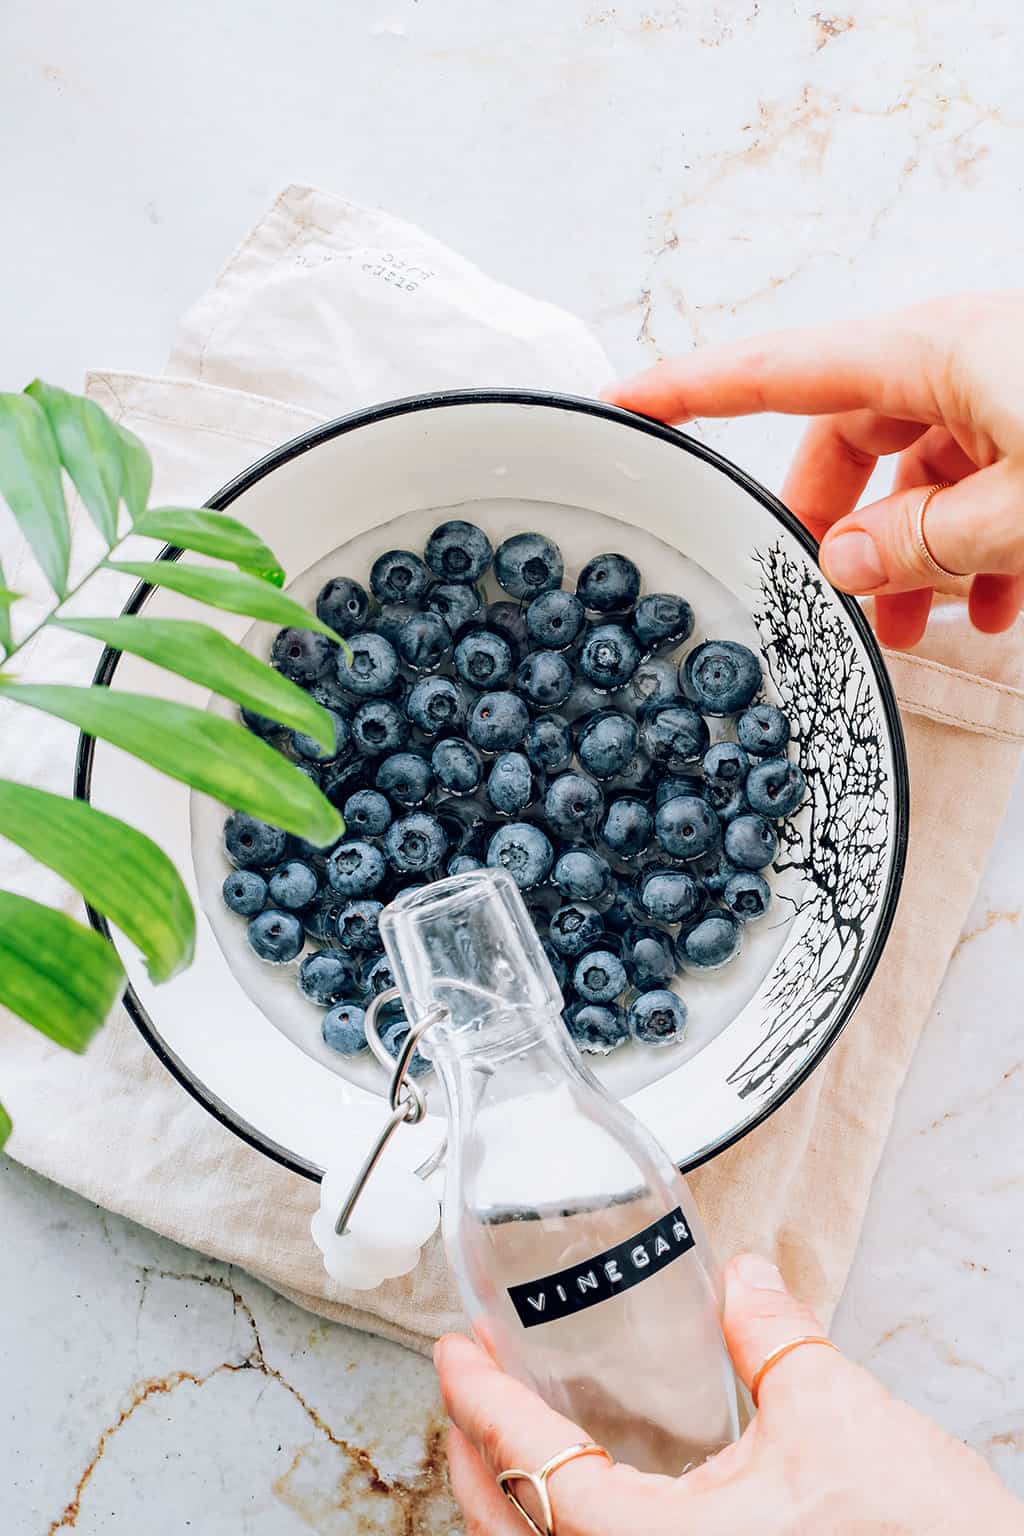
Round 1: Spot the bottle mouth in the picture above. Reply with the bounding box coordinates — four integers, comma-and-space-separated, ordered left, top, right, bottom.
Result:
387, 867, 512, 922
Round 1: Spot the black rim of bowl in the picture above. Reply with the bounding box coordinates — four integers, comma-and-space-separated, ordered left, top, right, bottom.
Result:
74, 388, 910, 1182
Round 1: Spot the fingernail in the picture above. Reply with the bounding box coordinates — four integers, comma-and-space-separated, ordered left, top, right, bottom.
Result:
734, 1253, 787, 1291
821, 531, 886, 592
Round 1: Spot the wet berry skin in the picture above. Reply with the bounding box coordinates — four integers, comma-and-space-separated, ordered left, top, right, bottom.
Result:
737, 702, 791, 757
316, 576, 371, 636
271, 628, 336, 684
572, 949, 628, 1005
516, 649, 574, 709
640, 706, 709, 771
468, 691, 531, 753
453, 630, 514, 690
224, 813, 287, 870
578, 623, 641, 690
494, 532, 564, 598
724, 813, 779, 870
628, 990, 688, 1046
431, 737, 484, 796
633, 593, 694, 652
424, 519, 494, 582
485, 822, 554, 889
576, 552, 641, 614
654, 795, 721, 861
322, 1003, 369, 1055
526, 589, 586, 650
375, 751, 433, 808
677, 911, 742, 970
343, 789, 393, 839
544, 772, 605, 840
600, 797, 653, 860
325, 840, 388, 897
547, 901, 605, 957
746, 757, 807, 818
369, 548, 431, 604
222, 870, 267, 917
298, 948, 360, 1005
248, 909, 305, 964
683, 639, 762, 716
724, 870, 772, 922
384, 812, 449, 874
524, 714, 573, 774
336, 631, 400, 697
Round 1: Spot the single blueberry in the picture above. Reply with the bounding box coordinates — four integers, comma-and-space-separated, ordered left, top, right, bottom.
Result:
547, 901, 605, 957
268, 860, 320, 911
576, 552, 641, 614
622, 657, 681, 714
524, 714, 573, 774
384, 812, 448, 874
453, 629, 514, 689
336, 899, 384, 953
222, 869, 268, 917
622, 925, 676, 990
302, 890, 347, 944
298, 948, 360, 1005
600, 797, 653, 860
448, 853, 484, 876
703, 740, 750, 790
724, 870, 772, 923
375, 750, 433, 808
637, 867, 703, 925
240, 706, 283, 739
364, 954, 396, 997
486, 601, 530, 662
677, 912, 742, 970
564, 1002, 630, 1054
628, 989, 688, 1046
342, 789, 393, 839
351, 699, 409, 756
525, 589, 586, 650
516, 649, 574, 709
291, 709, 352, 764
486, 751, 537, 816
486, 822, 554, 889
577, 711, 639, 780
737, 702, 791, 757
553, 847, 613, 905
322, 1002, 369, 1056
372, 601, 419, 648
369, 548, 431, 605
544, 772, 605, 839
426, 581, 485, 632
572, 949, 628, 1005
406, 676, 468, 736
224, 813, 287, 870
683, 640, 762, 716
654, 773, 706, 808
270, 627, 336, 684
336, 631, 400, 698
494, 532, 564, 598
746, 757, 807, 818
424, 519, 494, 582
431, 737, 484, 796
395, 610, 452, 673
724, 813, 779, 870
578, 623, 641, 690
563, 676, 610, 721
541, 939, 569, 990
654, 795, 721, 861
468, 691, 530, 753
633, 593, 695, 652
640, 706, 710, 770
247, 909, 305, 964
316, 576, 372, 636
379, 1003, 432, 1078
325, 840, 388, 897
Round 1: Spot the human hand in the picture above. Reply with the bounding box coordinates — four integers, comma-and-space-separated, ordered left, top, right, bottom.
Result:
435, 1253, 1022, 1535
603, 295, 1024, 648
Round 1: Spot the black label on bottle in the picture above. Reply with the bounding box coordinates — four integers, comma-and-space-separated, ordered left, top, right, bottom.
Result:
507, 1206, 695, 1328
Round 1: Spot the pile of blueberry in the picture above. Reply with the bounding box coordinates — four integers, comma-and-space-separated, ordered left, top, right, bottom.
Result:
222, 520, 806, 1070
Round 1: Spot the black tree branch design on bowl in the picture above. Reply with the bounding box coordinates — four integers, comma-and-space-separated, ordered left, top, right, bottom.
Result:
728, 542, 890, 1101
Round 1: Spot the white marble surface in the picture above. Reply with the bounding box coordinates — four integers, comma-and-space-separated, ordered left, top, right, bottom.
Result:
2, 0, 1023, 1527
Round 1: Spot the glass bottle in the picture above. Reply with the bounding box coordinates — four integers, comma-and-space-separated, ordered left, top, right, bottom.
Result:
379, 867, 739, 1475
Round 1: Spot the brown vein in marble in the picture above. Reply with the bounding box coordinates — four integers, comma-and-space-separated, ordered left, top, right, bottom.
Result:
47, 1270, 452, 1534
812, 14, 853, 50
952, 907, 1020, 959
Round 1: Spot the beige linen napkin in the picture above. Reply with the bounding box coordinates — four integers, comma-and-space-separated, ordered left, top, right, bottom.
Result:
2, 187, 1023, 1355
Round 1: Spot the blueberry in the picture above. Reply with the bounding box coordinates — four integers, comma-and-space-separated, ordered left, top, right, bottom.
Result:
600, 797, 653, 860
326, 840, 388, 896
405, 676, 467, 737
322, 1003, 369, 1055
268, 859, 320, 910
700, 851, 742, 898
622, 925, 675, 989
524, 714, 572, 774
654, 795, 721, 861
737, 703, 791, 757
548, 901, 605, 957
724, 813, 779, 870
298, 949, 360, 1005
426, 582, 485, 632
424, 519, 493, 582
564, 1002, 629, 1054
572, 949, 628, 1005
708, 783, 749, 822
525, 589, 586, 650
379, 1004, 432, 1078
309, 676, 356, 714
271, 628, 336, 684
372, 601, 419, 648
364, 954, 396, 996
544, 772, 605, 839
576, 552, 641, 614
637, 868, 703, 925
628, 990, 688, 1046
342, 789, 393, 839
516, 650, 573, 709
384, 812, 448, 874
701, 739, 746, 790
375, 750, 433, 808
486, 752, 537, 816
302, 890, 347, 944
369, 548, 431, 604
322, 758, 373, 809
468, 691, 530, 753
677, 912, 741, 970
494, 532, 564, 598
448, 853, 484, 876
352, 699, 409, 756
553, 847, 613, 905
337, 631, 400, 698
746, 757, 807, 818
395, 611, 452, 673
683, 640, 762, 715
603, 878, 642, 932
291, 709, 352, 764
240, 707, 283, 739
633, 593, 694, 652
486, 602, 530, 661
577, 711, 639, 779
541, 939, 569, 990
316, 576, 372, 636
247, 909, 305, 964
486, 822, 554, 889
434, 799, 489, 857
724, 870, 772, 922
640, 706, 709, 770
654, 773, 706, 808
222, 870, 268, 917
453, 630, 514, 689
622, 657, 681, 713
431, 737, 484, 796
579, 624, 641, 690
224, 813, 287, 870
336, 899, 384, 953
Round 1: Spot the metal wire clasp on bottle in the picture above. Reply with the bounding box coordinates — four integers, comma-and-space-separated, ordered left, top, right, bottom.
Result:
333, 987, 448, 1237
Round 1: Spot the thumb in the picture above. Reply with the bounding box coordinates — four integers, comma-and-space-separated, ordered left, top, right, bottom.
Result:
722, 1253, 839, 1405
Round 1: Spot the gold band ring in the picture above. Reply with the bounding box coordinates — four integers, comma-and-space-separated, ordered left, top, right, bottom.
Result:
751, 1335, 840, 1407
497, 1442, 613, 1536
915, 481, 962, 580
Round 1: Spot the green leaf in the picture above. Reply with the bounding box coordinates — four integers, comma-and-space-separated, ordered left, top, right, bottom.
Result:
113, 420, 153, 521
106, 560, 343, 643
25, 380, 124, 545
0, 392, 69, 596
0, 557, 16, 657
0, 681, 343, 845
0, 780, 195, 984
0, 1099, 11, 1150
57, 615, 334, 748
133, 507, 286, 586
0, 890, 124, 1053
